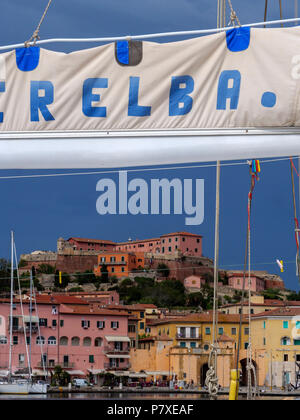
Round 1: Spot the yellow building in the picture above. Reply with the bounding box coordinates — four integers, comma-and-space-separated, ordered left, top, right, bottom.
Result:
251, 307, 300, 388
219, 295, 289, 315
132, 312, 250, 387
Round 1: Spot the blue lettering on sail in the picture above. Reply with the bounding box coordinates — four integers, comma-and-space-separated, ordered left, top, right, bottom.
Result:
217, 70, 241, 110
128, 77, 151, 117
169, 75, 194, 116
30, 81, 55, 121
82, 78, 108, 118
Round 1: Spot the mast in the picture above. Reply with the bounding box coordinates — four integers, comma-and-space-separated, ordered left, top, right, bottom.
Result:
8, 231, 14, 383
29, 269, 33, 381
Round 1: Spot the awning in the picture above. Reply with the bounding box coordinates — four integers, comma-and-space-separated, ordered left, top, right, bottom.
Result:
66, 370, 85, 375
106, 354, 130, 359
145, 371, 170, 376
107, 371, 129, 377
87, 369, 105, 375
105, 336, 130, 343
23, 316, 39, 323
128, 372, 147, 378
0, 370, 9, 377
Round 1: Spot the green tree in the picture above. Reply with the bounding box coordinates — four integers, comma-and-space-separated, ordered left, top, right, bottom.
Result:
37, 264, 56, 274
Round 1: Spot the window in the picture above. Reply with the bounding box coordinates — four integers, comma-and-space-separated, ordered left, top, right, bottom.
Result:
190, 327, 196, 338
281, 337, 291, 345
0, 336, 7, 344
296, 321, 300, 329
203, 344, 209, 351
121, 256, 125, 262
48, 336, 56, 345
111, 267, 115, 273
180, 342, 186, 348
162, 247, 165, 253
89, 355, 95, 363
284, 354, 288, 362
168, 247, 172, 252
263, 337, 266, 345
111, 321, 119, 329
100, 257, 106, 262
19, 354, 25, 365
205, 327, 211, 335
81, 320, 90, 329
83, 337, 91, 346
97, 321, 105, 329
13, 336, 18, 345
36, 336, 45, 345
296, 355, 300, 362
190, 342, 196, 348
263, 321, 266, 329
140, 312, 144, 319
244, 328, 249, 335
218, 327, 224, 335
182, 238, 185, 242
121, 267, 125, 272
39, 318, 47, 327
95, 337, 102, 347
60, 320, 64, 327
26, 337, 31, 345
231, 328, 237, 335
283, 321, 289, 329
244, 343, 249, 350
294, 339, 300, 345
52, 319, 57, 327
110, 256, 116, 262
60, 336, 68, 346
128, 325, 136, 333
195, 248, 198, 253
71, 336, 80, 346
140, 322, 145, 330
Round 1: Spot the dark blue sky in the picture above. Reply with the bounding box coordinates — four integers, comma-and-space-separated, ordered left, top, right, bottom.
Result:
0, 1, 299, 291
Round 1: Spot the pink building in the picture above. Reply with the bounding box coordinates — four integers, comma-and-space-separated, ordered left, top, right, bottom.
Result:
116, 232, 202, 257
0, 295, 130, 384
64, 237, 116, 252
228, 272, 265, 292
184, 275, 206, 291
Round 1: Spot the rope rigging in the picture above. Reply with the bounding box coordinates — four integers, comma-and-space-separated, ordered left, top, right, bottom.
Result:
24, 0, 53, 47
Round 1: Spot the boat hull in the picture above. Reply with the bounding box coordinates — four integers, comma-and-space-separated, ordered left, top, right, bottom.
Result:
0, 382, 47, 394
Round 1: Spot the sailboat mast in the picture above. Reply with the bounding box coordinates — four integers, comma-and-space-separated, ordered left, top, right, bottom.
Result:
8, 231, 14, 382
29, 269, 33, 380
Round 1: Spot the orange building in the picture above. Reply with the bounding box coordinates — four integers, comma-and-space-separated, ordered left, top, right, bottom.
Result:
94, 251, 145, 279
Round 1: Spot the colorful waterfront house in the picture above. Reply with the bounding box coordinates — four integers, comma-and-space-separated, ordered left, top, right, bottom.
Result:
116, 232, 203, 257
0, 295, 131, 384
144, 312, 250, 387
94, 251, 145, 279
251, 307, 300, 388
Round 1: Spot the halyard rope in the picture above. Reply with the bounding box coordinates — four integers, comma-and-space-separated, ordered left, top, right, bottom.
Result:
24, 0, 53, 47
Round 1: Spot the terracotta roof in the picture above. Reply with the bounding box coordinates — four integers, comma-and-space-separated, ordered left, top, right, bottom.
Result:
251, 307, 300, 318
148, 312, 247, 325
35, 295, 88, 305
59, 304, 129, 316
